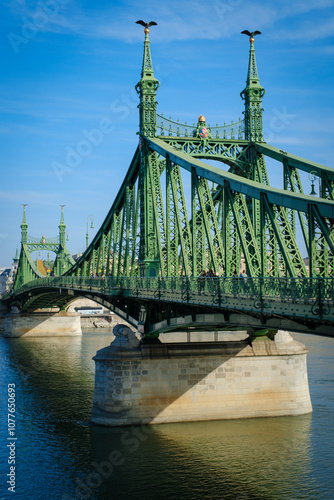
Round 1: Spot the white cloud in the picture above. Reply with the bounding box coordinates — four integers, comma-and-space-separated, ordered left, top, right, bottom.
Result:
278, 16, 334, 41
5, 0, 334, 44
277, 0, 334, 17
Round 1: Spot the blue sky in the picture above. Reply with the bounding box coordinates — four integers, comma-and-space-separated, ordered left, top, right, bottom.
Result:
1, 0, 334, 265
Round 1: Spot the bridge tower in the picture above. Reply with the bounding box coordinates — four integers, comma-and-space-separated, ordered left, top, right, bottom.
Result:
13, 205, 75, 289
240, 34, 266, 142
53, 205, 74, 276
136, 25, 161, 277
20, 203, 28, 245
4, 25, 334, 420
240, 35, 272, 276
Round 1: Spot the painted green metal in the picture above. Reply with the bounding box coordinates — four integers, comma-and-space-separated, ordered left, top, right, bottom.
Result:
226, 186, 261, 277
13, 206, 75, 289
135, 29, 160, 137
148, 137, 334, 217
4, 275, 334, 335
166, 155, 192, 276
7, 29, 334, 332
240, 38, 265, 142
135, 29, 162, 276
157, 114, 245, 140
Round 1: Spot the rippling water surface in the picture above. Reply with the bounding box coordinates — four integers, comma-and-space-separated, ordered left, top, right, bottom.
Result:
0, 331, 333, 499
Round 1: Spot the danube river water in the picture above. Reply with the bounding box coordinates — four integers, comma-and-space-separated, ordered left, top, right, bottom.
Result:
0, 330, 333, 500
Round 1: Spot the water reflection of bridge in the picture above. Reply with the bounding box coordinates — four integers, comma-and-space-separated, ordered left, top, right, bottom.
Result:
1, 26, 333, 426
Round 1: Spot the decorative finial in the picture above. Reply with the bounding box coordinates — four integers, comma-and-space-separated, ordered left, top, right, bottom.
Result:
136, 20, 157, 33
241, 30, 261, 43
59, 205, 66, 228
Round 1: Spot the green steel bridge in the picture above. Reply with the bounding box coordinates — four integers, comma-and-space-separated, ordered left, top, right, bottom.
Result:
2, 28, 334, 339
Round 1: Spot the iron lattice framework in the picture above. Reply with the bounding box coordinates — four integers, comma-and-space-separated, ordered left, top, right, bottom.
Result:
63, 30, 334, 282
4, 28, 334, 333
13, 206, 75, 289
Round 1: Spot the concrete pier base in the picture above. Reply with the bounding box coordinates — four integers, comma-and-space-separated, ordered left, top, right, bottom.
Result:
91, 328, 312, 426
4, 310, 82, 337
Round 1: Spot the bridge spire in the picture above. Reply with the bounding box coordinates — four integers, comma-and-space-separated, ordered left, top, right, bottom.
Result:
240, 34, 265, 142
21, 204, 28, 245
135, 22, 160, 137
59, 205, 66, 246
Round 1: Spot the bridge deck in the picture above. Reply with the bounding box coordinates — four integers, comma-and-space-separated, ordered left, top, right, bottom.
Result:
3, 276, 333, 337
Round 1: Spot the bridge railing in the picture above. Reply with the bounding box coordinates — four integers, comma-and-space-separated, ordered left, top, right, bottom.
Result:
5, 275, 333, 306
156, 114, 245, 140
2, 275, 333, 325
27, 235, 59, 244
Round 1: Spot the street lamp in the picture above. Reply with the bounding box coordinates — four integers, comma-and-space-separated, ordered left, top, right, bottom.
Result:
86, 215, 95, 249
309, 171, 317, 196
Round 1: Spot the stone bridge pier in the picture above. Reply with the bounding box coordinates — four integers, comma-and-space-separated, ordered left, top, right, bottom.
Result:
91, 328, 312, 426
4, 308, 82, 337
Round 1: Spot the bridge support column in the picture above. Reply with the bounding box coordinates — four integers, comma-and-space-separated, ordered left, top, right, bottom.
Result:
4, 310, 82, 337
139, 259, 160, 277
91, 329, 312, 426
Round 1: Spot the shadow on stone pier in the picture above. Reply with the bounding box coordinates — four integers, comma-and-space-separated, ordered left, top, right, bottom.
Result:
91, 327, 312, 426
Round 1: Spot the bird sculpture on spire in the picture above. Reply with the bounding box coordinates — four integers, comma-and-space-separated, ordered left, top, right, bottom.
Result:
241, 30, 261, 42
136, 20, 158, 33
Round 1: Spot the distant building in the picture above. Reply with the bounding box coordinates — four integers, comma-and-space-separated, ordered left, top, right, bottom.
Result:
0, 269, 12, 295
72, 253, 83, 261
0, 249, 19, 296
303, 257, 309, 274
37, 259, 47, 276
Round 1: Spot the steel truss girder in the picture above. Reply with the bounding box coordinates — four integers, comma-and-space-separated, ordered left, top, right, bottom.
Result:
262, 195, 307, 277
66, 147, 141, 278
253, 142, 334, 187
14, 239, 74, 289
309, 204, 334, 277
117, 185, 136, 276
321, 172, 334, 200
283, 160, 309, 253
14, 245, 44, 289
57, 135, 334, 285
159, 137, 251, 175
146, 148, 167, 274
131, 183, 141, 276
147, 137, 334, 219
192, 169, 205, 275
192, 173, 225, 274
146, 137, 334, 278
225, 185, 261, 276
166, 155, 192, 276
166, 156, 178, 276
222, 188, 241, 276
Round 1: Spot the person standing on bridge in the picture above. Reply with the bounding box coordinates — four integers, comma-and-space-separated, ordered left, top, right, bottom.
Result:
240, 269, 248, 293
198, 270, 206, 294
